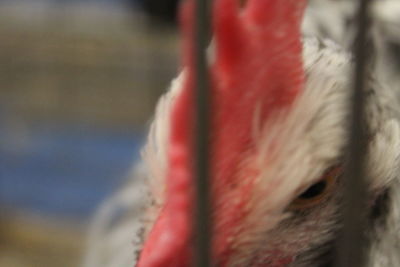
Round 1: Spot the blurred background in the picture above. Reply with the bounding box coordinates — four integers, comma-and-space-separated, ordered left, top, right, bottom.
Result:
0, 0, 178, 266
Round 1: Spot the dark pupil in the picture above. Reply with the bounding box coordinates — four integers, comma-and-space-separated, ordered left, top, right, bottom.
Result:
298, 180, 327, 199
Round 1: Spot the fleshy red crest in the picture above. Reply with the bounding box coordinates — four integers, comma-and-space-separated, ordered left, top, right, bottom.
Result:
137, 0, 306, 266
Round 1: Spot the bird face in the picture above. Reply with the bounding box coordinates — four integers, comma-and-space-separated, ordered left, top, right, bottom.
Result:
136, 0, 400, 266
206, 39, 353, 266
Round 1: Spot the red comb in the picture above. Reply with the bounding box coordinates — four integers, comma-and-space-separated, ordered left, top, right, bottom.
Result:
137, 0, 306, 266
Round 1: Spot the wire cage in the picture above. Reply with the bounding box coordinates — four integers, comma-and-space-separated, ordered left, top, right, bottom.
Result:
0, 1, 178, 266
191, 0, 372, 266
1, 0, 399, 266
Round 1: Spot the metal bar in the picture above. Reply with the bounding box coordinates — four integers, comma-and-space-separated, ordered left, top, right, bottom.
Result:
194, 0, 212, 265
334, 0, 373, 266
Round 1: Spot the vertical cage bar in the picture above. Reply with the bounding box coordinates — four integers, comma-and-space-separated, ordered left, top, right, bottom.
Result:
335, 0, 373, 266
194, 0, 212, 266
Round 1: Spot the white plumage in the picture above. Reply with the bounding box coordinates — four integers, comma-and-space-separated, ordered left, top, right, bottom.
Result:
83, 1, 400, 266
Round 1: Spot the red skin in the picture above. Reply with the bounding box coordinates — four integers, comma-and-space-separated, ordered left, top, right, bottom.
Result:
137, 0, 306, 266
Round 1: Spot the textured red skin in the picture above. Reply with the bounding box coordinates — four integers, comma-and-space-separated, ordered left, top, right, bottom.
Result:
137, 0, 306, 266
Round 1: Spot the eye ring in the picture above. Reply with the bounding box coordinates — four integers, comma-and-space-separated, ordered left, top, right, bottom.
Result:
288, 166, 342, 210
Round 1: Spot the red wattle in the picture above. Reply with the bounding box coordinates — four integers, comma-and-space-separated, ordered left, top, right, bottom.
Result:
137, 0, 307, 266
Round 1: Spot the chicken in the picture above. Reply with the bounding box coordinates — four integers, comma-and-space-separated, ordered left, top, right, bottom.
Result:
304, 0, 400, 94
83, 0, 400, 266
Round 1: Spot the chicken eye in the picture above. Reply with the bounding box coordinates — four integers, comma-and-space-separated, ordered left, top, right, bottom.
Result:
289, 166, 341, 210
298, 180, 327, 199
